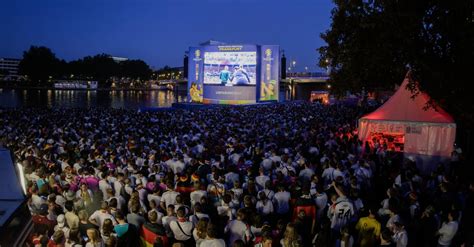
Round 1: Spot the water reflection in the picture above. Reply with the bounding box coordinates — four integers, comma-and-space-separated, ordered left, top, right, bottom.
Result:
0, 89, 185, 109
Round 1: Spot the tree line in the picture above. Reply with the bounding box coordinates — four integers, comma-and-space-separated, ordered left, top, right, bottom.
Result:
19, 46, 153, 85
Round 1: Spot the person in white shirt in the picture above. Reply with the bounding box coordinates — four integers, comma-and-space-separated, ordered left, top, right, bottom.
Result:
106, 188, 125, 211
169, 206, 194, 245
189, 203, 210, 225
190, 181, 207, 207
437, 210, 459, 247
299, 162, 315, 184
386, 211, 401, 232
30, 187, 46, 212
313, 184, 328, 221
225, 209, 252, 246
255, 167, 270, 191
217, 194, 234, 220
261, 153, 273, 172
230, 181, 244, 202
54, 214, 70, 239
113, 173, 125, 198
166, 156, 186, 175
329, 183, 354, 232
99, 173, 112, 201
200, 223, 226, 247
162, 204, 177, 238
148, 200, 164, 224
160, 182, 180, 211
392, 221, 408, 247
256, 192, 274, 216
260, 180, 275, 200
225, 167, 240, 190
89, 201, 116, 229
322, 163, 336, 186
147, 188, 162, 209
273, 185, 291, 215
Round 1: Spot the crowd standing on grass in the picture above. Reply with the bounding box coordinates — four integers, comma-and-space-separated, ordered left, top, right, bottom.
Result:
0, 102, 472, 247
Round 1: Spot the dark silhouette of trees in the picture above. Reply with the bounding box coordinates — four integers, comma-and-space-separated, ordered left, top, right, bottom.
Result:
19, 46, 62, 83
18, 46, 153, 85
118, 60, 152, 80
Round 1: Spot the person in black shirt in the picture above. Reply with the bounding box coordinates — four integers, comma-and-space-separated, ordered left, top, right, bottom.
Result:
77, 209, 97, 239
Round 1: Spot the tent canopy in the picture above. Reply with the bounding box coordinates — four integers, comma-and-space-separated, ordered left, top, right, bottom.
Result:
358, 73, 456, 158
360, 76, 454, 123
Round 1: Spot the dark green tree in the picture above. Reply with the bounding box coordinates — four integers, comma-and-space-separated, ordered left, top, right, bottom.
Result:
19, 46, 62, 83
119, 59, 152, 80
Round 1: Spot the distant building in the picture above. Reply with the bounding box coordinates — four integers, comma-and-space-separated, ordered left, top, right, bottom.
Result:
157, 66, 184, 80
110, 56, 128, 63
0, 58, 21, 79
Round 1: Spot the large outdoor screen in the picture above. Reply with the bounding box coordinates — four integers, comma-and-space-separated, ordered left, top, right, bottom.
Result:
203, 52, 257, 86
188, 44, 280, 104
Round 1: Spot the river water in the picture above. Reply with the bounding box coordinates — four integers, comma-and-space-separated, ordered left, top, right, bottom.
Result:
0, 89, 186, 108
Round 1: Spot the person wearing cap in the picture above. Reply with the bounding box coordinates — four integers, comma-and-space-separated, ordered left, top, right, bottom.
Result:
54, 214, 71, 239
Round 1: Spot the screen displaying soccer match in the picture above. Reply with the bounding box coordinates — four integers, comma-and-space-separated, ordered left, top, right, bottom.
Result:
203, 52, 257, 86
188, 44, 279, 104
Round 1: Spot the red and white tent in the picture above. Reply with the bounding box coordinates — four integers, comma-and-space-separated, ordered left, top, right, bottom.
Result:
358, 74, 456, 157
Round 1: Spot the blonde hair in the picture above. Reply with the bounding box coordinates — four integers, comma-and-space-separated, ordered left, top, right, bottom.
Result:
283, 223, 300, 247
195, 219, 209, 239
87, 228, 101, 243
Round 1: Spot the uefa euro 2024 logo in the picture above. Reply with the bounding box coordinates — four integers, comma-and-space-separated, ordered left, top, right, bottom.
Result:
193, 49, 202, 61
264, 49, 273, 62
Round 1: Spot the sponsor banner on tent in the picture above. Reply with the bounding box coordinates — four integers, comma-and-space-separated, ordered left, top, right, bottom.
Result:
366, 121, 405, 134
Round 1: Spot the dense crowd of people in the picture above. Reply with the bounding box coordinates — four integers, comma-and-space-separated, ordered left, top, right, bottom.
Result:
0, 102, 472, 247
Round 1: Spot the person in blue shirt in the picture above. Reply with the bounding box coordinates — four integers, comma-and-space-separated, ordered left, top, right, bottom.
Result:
219, 66, 231, 86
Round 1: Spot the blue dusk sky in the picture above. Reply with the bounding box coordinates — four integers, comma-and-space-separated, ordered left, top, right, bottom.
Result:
0, 0, 334, 71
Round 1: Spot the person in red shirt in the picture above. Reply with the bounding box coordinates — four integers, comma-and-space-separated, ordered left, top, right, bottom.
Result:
32, 204, 56, 235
